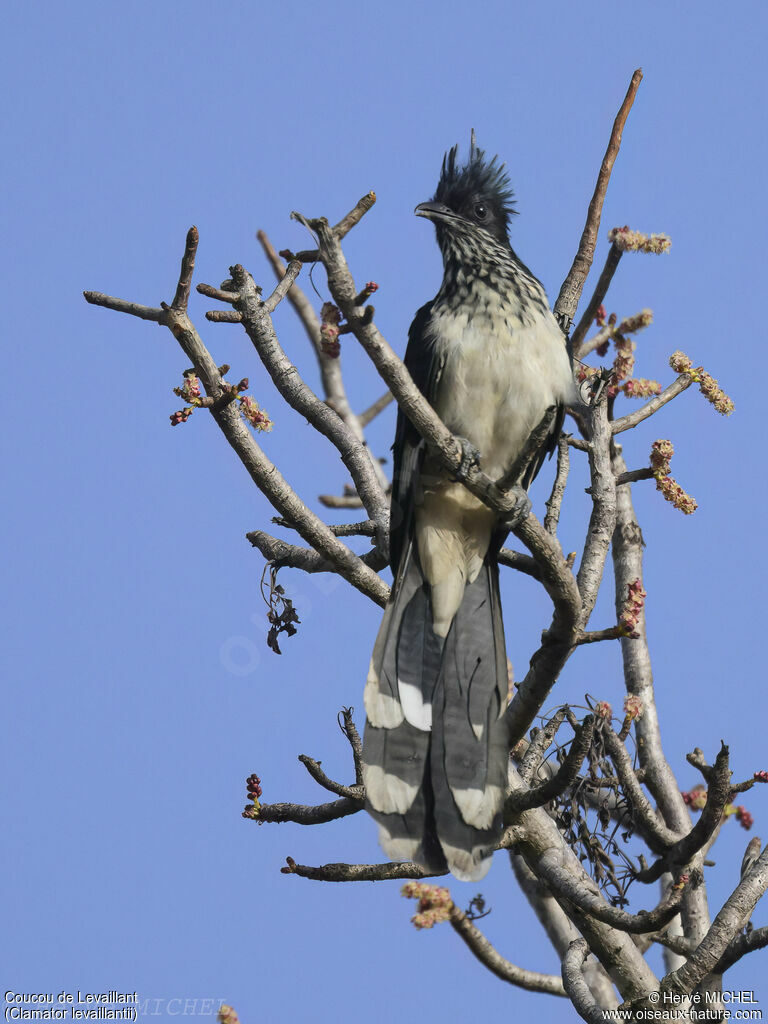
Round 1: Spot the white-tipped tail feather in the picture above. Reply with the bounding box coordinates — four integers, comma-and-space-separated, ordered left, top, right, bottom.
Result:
452, 784, 505, 831
362, 762, 419, 815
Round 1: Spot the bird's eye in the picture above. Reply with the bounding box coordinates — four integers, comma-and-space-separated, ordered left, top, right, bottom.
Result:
474, 203, 487, 220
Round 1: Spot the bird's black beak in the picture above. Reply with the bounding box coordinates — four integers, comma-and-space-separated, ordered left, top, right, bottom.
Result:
414, 201, 458, 224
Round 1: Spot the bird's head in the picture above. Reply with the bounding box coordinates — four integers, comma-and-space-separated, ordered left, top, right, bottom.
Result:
415, 138, 516, 261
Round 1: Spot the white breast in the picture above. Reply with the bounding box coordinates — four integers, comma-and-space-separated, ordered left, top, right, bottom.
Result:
430, 295, 574, 480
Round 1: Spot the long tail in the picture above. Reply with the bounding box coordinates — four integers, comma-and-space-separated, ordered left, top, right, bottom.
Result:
363, 541, 509, 881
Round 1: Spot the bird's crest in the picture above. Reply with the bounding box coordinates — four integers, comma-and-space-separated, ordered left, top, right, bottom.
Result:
434, 134, 517, 233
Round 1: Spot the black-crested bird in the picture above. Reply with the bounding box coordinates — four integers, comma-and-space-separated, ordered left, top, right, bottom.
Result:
362, 140, 574, 880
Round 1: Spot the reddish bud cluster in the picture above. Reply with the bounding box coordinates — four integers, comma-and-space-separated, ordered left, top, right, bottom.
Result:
618, 579, 646, 638
401, 882, 453, 929
170, 372, 204, 426
320, 322, 341, 358
218, 1006, 240, 1024
173, 374, 202, 404
620, 378, 661, 399
593, 701, 613, 721
239, 395, 273, 432
671, 873, 690, 892
608, 226, 671, 254
242, 773, 263, 820
682, 785, 707, 811
612, 336, 635, 386
617, 309, 653, 335
623, 695, 644, 721
754, 770, 768, 783
595, 304, 607, 327
246, 774, 262, 801
170, 408, 193, 426
320, 302, 343, 358
736, 806, 754, 830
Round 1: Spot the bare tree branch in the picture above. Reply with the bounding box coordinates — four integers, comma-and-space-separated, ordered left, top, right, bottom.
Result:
447, 906, 567, 996
600, 727, 681, 852
612, 373, 693, 434
86, 230, 389, 608
711, 924, 768, 974
517, 709, 569, 784
202, 262, 390, 543
254, 796, 362, 825
662, 847, 768, 996
83, 291, 163, 321
635, 744, 732, 884
256, 228, 390, 493
506, 771, 660, 1001
561, 940, 611, 1024
298, 755, 362, 800
506, 716, 596, 813
271, 516, 376, 538
281, 857, 443, 881
510, 854, 619, 1010
611, 443, 714, 949
544, 434, 570, 535
338, 707, 364, 787
247, 530, 387, 580
569, 244, 623, 357
575, 395, 617, 621
497, 547, 541, 580
536, 848, 687, 934
553, 67, 643, 332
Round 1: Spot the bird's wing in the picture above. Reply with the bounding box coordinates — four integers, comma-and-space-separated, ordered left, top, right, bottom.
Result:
520, 401, 566, 489
389, 300, 444, 574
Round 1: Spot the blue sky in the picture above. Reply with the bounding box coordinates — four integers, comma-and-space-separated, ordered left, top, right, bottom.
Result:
3, 1, 767, 1021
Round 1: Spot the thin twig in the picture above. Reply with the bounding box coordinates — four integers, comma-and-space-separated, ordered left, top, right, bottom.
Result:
568, 244, 623, 356
338, 707, 364, 786
358, 391, 394, 426
281, 857, 443, 881
272, 516, 376, 538
246, 530, 387, 577
575, 626, 624, 645
83, 292, 163, 321
612, 374, 693, 434
616, 468, 654, 486
497, 548, 541, 580
171, 225, 199, 311
254, 797, 362, 825
544, 434, 570, 534
553, 68, 643, 332
318, 494, 365, 509
297, 755, 362, 800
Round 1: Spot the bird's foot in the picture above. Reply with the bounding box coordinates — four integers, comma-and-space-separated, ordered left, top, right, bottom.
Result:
453, 437, 482, 482
501, 486, 531, 529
